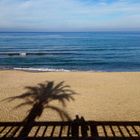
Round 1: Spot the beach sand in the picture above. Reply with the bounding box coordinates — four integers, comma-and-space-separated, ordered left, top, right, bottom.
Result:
0, 70, 140, 122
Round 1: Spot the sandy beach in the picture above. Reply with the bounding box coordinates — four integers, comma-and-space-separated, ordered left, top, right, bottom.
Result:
0, 70, 140, 122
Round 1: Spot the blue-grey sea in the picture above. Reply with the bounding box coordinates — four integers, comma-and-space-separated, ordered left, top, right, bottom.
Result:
0, 32, 140, 72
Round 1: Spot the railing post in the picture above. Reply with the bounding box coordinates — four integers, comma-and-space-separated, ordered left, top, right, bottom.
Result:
90, 121, 98, 137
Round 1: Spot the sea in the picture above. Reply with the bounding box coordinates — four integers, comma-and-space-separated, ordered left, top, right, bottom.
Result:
0, 32, 140, 72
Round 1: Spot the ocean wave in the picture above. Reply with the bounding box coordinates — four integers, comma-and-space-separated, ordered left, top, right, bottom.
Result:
0, 52, 76, 56
13, 67, 71, 72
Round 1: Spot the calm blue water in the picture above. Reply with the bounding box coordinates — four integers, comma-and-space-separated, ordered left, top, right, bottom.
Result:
0, 32, 140, 71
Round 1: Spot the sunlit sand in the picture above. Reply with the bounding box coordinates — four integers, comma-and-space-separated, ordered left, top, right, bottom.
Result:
0, 70, 140, 122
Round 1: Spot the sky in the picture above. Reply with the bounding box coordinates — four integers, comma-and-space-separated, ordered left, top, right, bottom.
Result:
0, 0, 140, 31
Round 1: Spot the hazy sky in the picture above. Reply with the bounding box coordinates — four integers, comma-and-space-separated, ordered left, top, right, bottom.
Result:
0, 0, 140, 31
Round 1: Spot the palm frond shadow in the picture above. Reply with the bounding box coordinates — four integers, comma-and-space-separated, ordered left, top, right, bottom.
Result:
4, 81, 76, 138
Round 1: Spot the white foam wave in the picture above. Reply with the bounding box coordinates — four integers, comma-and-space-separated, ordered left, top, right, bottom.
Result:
13, 67, 71, 72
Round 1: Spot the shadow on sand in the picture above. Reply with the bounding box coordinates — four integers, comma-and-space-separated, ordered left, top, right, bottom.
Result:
1, 81, 76, 139
0, 118, 140, 140
1, 81, 140, 139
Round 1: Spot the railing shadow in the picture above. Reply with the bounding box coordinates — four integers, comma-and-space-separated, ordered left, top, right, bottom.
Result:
0, 117, 140, 140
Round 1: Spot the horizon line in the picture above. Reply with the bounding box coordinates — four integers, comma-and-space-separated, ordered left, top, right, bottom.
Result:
0, 30, 140, 33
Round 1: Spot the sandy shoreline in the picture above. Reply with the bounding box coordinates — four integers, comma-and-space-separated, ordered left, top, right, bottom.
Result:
0, 70, 140, 122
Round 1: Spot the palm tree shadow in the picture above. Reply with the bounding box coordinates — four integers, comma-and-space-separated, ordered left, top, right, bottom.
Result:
4, 81, 76, 138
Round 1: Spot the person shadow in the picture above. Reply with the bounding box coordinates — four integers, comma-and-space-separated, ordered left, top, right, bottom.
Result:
71, 115, 89, 139
3, 81, 76, 139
